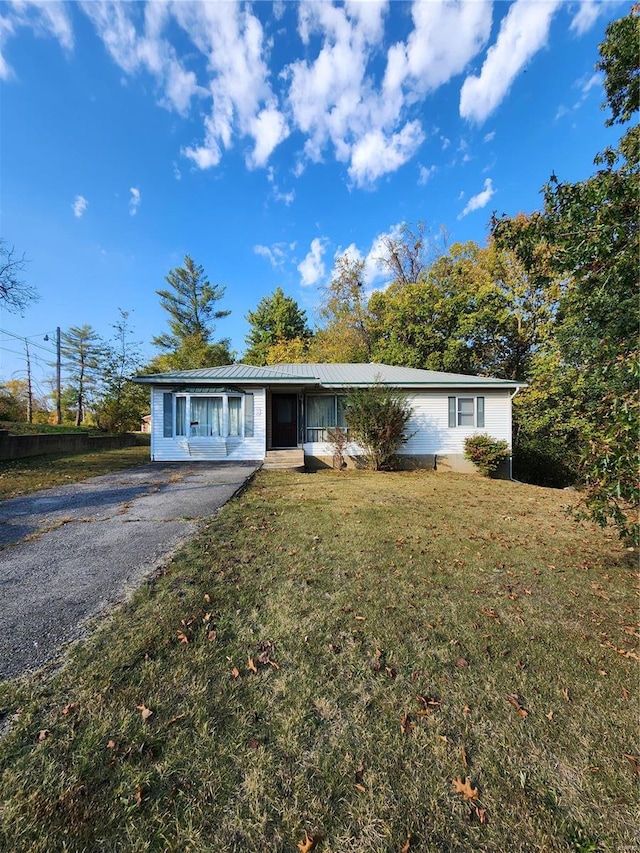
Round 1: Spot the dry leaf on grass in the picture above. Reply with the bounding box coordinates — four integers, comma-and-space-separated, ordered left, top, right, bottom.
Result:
297, 830, 324, 852
453, 776, 478, 801
624, 754, 640, 777
136, 704, 153, 722
506, 694, 528, 718
62, 702, 79, 716
247, 656, 258, 674
400, 835, 412, 852
134, 785, 143, 807
231, 666, 240, 679
400, 713, 414, 734
38, 729, 49, 741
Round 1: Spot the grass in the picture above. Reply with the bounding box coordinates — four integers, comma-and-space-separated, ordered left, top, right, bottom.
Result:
0, 421, 101, 435
0, 445, 151, 499
0, 469, 637, 852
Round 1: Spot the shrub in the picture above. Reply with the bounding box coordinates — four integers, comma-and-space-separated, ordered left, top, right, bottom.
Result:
344, 383, 413, 471
464, 433, 511, 477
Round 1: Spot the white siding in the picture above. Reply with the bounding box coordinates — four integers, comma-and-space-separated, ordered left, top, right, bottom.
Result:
303, 389, 512, 458
150, 387, 266, 462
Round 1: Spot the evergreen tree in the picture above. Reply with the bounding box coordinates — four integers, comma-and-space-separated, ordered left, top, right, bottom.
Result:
60, 325, 103, 426
152, 255, 231, 369
244, 287, 310, 365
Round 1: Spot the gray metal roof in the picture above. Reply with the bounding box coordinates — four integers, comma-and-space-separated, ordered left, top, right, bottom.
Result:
135, 363, 524, 389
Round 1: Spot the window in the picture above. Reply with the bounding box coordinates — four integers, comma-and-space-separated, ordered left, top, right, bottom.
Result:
448, 396, 485, 428
171, 394, 245, 439
306, 395, 347, 442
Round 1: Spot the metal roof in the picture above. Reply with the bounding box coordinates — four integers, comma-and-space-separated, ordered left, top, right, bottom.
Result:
135, 363, 525, 389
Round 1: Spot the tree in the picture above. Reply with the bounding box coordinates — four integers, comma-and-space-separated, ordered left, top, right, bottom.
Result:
369, 241, 554, 380
0, 240, 38, 314
94, 310, 148, 433
61, 325, 103, 426
344, 383, 413, 471
377, 221, 446, 287
152, 255, 231, 370
314, 254, 371, 362
492, 8, 639, 543
244, 287, 311, 365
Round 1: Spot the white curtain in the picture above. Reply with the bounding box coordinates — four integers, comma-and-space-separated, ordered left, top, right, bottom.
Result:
191, 397, 222, 436
228, 397, 241, 436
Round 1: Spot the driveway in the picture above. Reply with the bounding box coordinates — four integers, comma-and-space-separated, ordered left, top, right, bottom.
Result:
0, 461, 260, 681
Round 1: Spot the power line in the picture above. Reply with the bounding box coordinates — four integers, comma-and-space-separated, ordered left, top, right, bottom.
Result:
0, 327, 57, 356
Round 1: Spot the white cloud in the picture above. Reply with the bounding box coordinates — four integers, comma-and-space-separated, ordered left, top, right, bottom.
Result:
248, 104, 289, 168
129, 187, 141, 216
418, 163, 436, 185
254, 241, 295, 269
460, 0, 561, 124
72, 194, 88, 218
298, 237, 327, 287
483, 131, 496, 143
458, 178, 495, 218
348, 121, 424, 187
0, 0, 73, 79
570, 1, 601, 36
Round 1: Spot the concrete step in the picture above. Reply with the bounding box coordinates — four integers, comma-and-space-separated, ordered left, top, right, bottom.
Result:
263, 449, 305, 470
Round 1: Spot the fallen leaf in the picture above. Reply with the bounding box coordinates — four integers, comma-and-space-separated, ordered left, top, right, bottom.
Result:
461, 746, 468, 768
455, 657, 469, 668
297, 830, 324, 852
248, 738, 261, 749
400, 835, 412, 852
453, 776, 478, 801
473, 804, 487, 824
561, 688, 571, 702
546, 710, 554, 722
62, 702, 79, 716
231, 667, 240, 679
38, 729, 49, 741
135, 784, 143, 807
136, 704, 153, 722
506, 694, 528, 718
355, 783, 367, 793
247, 656, 258, 674
462, 705, 471, 715
624, 754, 640, 777
204, 593, 211, 604
177, 632, 189, 644
166, 713, 186, 726
207, 630, 217, 642
107, 739, 116, 749
400, 714, 414, 734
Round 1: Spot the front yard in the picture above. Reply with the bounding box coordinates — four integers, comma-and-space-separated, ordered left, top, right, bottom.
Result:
0, 470, 637, 852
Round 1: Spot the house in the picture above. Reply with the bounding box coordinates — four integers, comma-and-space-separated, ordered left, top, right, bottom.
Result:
133, 363, 524, 474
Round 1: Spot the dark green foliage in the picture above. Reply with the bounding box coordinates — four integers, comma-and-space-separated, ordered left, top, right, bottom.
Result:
492, 8, 639, 543
94, 310, 147, 433
244, 287, 311, 365
344, 384, 413, 470
464, 434, 511, 477
60, 325, 104, 426
152, 255, 231, 370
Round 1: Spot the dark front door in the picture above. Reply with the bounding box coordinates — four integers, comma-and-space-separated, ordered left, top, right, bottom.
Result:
271, 394, 298, 448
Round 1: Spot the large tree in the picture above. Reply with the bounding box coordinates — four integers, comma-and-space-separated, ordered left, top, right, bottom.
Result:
61, 325, 104, 426
94, 310, 148, 433
244, 287, 311, 365
312, 254, 372, 363
492, 8, 639, 543
152, 255, 231, 370
0, 240, 38, 314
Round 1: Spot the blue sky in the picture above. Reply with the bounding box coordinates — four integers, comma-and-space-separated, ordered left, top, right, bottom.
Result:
0, 0, 625, 392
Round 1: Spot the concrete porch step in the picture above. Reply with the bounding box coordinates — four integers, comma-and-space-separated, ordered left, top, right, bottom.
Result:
263, 449, 305, 471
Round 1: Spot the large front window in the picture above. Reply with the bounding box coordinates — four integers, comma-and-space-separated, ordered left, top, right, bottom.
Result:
306, 395, 347, 442
175, 395, 242, 438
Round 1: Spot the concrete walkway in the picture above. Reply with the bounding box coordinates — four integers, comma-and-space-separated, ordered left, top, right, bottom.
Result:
0, 461, 259, 681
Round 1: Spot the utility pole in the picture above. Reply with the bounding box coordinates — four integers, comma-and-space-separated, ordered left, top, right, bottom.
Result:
56, 326, 61, 424
25, 342, 33, 423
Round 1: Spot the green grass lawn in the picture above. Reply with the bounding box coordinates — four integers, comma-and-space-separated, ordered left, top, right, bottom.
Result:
0, 444, 151, 499
0, 470, 637, 852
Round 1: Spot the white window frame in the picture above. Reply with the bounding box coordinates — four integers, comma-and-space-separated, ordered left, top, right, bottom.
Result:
305, 394, 348, 443
174, 393, 244, 439
448, 395, 485, 428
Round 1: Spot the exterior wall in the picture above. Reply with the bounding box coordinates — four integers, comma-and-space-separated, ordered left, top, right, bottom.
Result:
150, 387, 266, 462
0, 430, 139, 461
303, 389, 512, 473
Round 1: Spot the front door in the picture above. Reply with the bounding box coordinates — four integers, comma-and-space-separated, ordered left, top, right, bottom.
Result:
271, 394, 298, 448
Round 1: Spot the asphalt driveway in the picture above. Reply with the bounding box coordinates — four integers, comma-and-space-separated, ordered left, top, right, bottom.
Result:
0, 461, 259, 681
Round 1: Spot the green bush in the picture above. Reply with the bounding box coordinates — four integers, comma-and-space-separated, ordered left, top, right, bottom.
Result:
464, 433, 511, 477
344, 383, 413, 471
